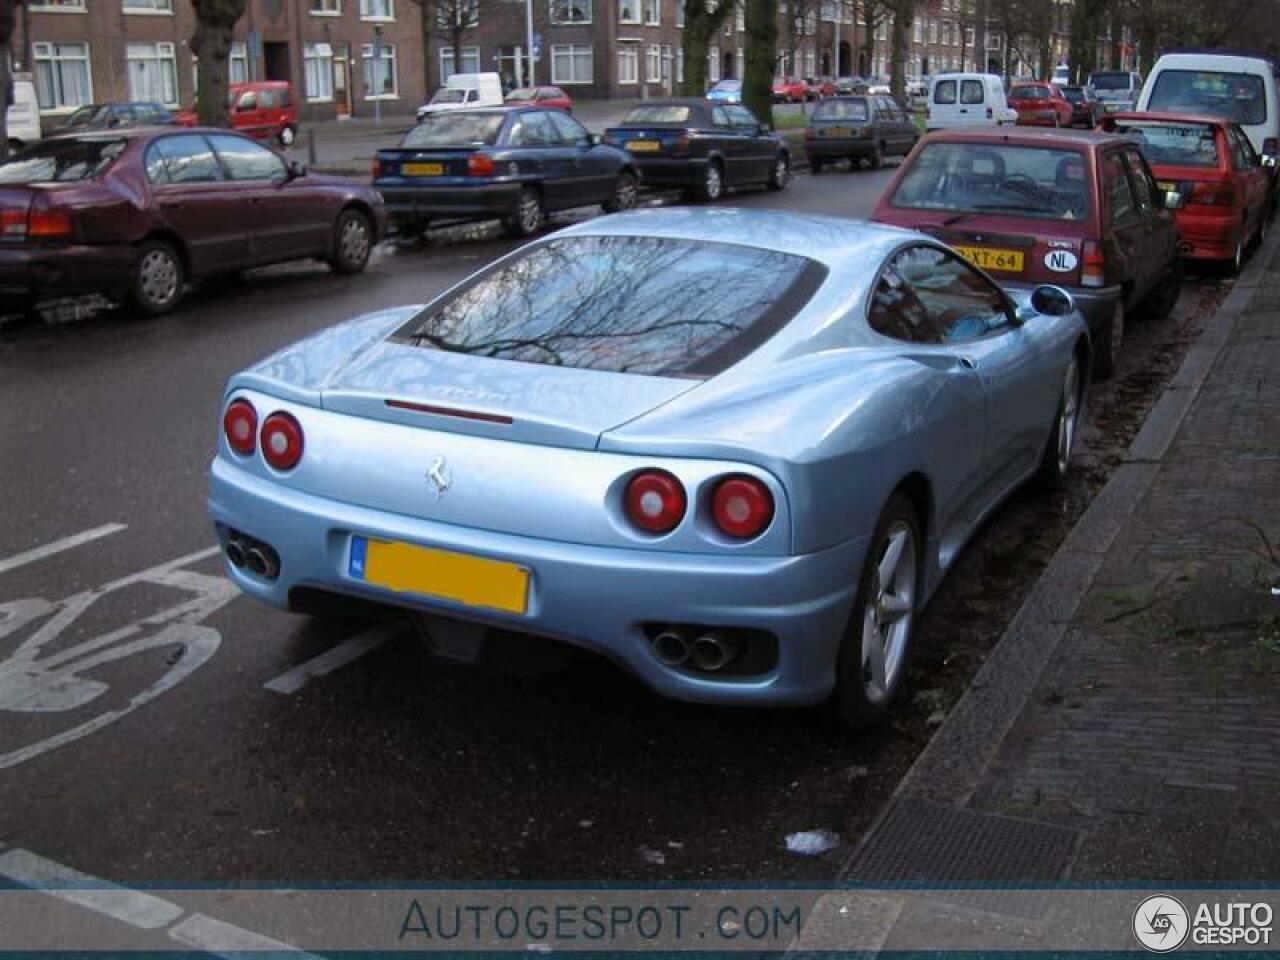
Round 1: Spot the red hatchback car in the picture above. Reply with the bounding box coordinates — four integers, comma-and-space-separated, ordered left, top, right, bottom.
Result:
1009, 83, 1074, 127
773, 77, 809, 103
1101, 112, 1270, 273
873, 128, 1181, 380
229, 81, 300, 146
505, 86, 573, 112
0, 128, 385, 316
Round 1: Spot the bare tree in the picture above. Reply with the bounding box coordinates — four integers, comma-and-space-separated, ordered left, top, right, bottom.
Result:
680, 0, 738, 95
742, 0, 778, 124
191, 0, 248, 126
404, 0, 435, 95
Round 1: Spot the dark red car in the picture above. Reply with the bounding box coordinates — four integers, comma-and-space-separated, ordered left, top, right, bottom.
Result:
1102, 111, 1271, 273
0, 128, 385, 316
505, 85, 573, 112
1009, 82, 1074, 127
228, 81, 300, 147
806, 77, 838, 100
873, 128, 1182, 380
773, 77, 809, 104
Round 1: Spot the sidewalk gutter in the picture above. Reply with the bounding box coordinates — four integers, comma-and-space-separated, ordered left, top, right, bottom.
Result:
841, 224, 1280, 855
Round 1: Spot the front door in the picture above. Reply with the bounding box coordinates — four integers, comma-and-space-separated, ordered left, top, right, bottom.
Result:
548, 111, 614, 205
144, 133, 249, 275
726, 104, 772, 182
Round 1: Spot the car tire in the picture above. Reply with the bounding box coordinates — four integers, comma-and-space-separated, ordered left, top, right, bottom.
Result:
692, 161, 724, 203
329, 208, 373, 274
1037, 354, 1083, 487
809, 156, 824, 174
129, 239, 185, 316
1228, 237, 1245, 276
833, 492, 921, 731
601, 171, 639, 213
1093, 299, 1124, 381
767, 153, 789, 191
505, 188, 546, 237
1144, 260, 1183, 321
279, 124, 297, 148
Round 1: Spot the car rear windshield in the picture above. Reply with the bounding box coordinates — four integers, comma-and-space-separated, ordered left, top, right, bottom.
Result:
401, 113, 505, 148
1110, 120, 1221, 168
1146, 69, 1267, 126
621, 105, 692, 125
814, 98, 869, 120
1012, 85, 1051, 100
890, 141, 1093, 221
1090, 72, 1132, 90
391, 235, 824, 377
0, 138, 127, 183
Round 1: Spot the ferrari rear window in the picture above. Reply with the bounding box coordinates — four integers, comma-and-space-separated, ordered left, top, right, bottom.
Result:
392, 236, 824, 377
0, 137, 126, 183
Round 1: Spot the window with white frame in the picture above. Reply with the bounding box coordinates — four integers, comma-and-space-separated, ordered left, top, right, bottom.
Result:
676, 1, 684, 26
965, 27, 974, 46
645, 44, 661, 81
734, 46, 742, 78
360, 0, 393, 18
127, 42, 178, 105
804, 49, 815, 77
229, 41, 248, 84
619, 0, 640, 23
550, 44, 593, 84
361, 41, 398, 96
675, 47, 683, 82
988, 32, 1001, 50
29, 0, 85, 9
617, 44, 638, 84
33, 41, 91, 110
304, 43, 334, 100
929, 20, 937, 42
123, 0, 173, 12
550, 0, 590, 24
735, 3, 744, 30
310, 0, 340, 12
913, 19, 922, 42
707, 44, 719, 81
643, 0, 659, 24
439, 45, 481, 76
437, 0, 478, 27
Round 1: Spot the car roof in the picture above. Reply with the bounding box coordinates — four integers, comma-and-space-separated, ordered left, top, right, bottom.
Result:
920, 127, 1123, 150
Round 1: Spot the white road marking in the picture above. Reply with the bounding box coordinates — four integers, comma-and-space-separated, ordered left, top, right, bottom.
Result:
0, 523, 127, 577
0, 848, 183, 930
169, 912, 320, 958
264, 623, 400, 694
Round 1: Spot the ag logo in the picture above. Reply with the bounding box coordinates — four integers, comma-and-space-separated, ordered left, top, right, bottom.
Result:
1134, 895, 1190, 952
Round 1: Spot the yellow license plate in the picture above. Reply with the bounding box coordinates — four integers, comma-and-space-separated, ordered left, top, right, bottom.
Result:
350, 535, 529, 615
402, 162, 444, 176
955, 246, 1025, 272
825, 127, 852, 137
627, 140, 661, 152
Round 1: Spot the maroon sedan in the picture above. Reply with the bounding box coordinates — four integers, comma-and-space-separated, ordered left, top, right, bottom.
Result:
0, 128, 385, 316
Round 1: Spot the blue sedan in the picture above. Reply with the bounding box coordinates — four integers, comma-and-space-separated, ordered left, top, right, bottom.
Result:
373, 106, 639, 237
208, 210, 1090, 728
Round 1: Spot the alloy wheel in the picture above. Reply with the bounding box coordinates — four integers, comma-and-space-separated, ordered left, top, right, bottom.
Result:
1056, 359, 1081, 477
705, 164, 723, 200
519, 193, 544, 233
339, 215, 370, 268
139, 249, 179, 308
613, 175, 638, 211
862, 521, 917, 705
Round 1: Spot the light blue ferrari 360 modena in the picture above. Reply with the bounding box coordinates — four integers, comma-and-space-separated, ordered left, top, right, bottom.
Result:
208, 208, 1090, 728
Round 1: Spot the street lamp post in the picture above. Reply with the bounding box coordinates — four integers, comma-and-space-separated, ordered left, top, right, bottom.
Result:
525, 0, 536, 86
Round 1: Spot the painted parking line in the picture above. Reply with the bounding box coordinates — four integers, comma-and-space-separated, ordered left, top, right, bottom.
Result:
0, 848, 183, 930
0, 523, 127, 577
169, 912, 320, 958
263, 622, 401, 694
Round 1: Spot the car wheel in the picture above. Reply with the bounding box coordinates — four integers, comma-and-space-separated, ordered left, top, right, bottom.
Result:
833, 492, 921, 731
1093, 299, 1124, 381
279, 124, 297, 148
1038, 355, 1083, 487
693, 161, 724, 202
767, 154, 789, 191
130, 239, 184, 316
1145, 260, 1183, 321
1228, 237, 1245, 276
329, 208, 373, 274
601, 171, 639, 213
506, 188, 546, 236
809, 156, 823, 174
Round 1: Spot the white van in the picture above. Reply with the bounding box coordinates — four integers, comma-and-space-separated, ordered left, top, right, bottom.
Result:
417, 72, 504, 121
1088, 70, 1143, 113
7, 79, 41, 150
927, 73, 1016, 130
1137, 52, 1278, 165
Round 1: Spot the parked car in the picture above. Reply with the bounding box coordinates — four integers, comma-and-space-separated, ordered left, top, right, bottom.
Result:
56, 102, 191, 134
603, 99, 789, 202
1088, 70, 1144, 114
773, 77, 809, 103
504, 85, 573, 112
927, 73, 1017, 129
1102, 111, 1270, 273
208, 208, 1090, 729
228, 82, 299, 147
0, 129, 382, 316
6, 79, 41, 151
375, 107, 638, 237
873, 128, 1182, 380
1060, 85, 1100, 127
1009, 82, 1074, 127
836, 76, 869, 95
868, 77, 892, 95
805, 95, 918, 172
707, 79, 743, 103
1052, 63, 1072, 85
806, 76, 838, 99
418, 73, 505, 121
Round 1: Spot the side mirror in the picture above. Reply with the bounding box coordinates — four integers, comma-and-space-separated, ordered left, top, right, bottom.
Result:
1029, 284, 1076, 318
1162, 189, 1185, 210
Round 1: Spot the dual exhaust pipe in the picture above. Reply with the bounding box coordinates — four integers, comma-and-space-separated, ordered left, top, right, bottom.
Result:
651, 627, 743, 673
225, 530, 280, 581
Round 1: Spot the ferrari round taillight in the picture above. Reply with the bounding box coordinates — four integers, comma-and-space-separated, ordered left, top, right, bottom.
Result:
260, 412, 304, 471
711, 475, 774, 539
625, 470, 687, 534
223, 399, 257, 456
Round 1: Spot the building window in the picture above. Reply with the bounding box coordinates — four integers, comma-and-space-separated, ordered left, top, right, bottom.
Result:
550, 0, 591, 24
28, 0, 85, 9
619, 0, 640, 24
617, 44, 638, 84
437, 0, 479, 27
229, 41, 248, 84
127, 42, 178, 106
310, 0, 341, 11
33, 41, 91, 110
123, 0, 173, 11
643, 0, 660, 24
676, 47, 684, 82
804, 49, 815, 77
550, 44, 593, 84
361, 42, 398, 97
676, 1, 684, 27
965, 27, 975, 46
707, 44, 720, 81
360, 0, 394, 18
929, 20, 937, 43
645, 44, 661, 81
439, 45, 481, 77
913, 19, 922, 42
304, 43, 334, 100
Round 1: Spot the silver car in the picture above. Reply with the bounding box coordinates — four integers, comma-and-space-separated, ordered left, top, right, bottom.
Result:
208, 209, 1090, 728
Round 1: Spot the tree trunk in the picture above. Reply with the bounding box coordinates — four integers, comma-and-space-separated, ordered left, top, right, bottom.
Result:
419, 1, 433, 94
975, 0, 988, 74
888, 0, 910, 103
678, 0, 734, 96
191, 0, 247, 128
743, 0, 778, 127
